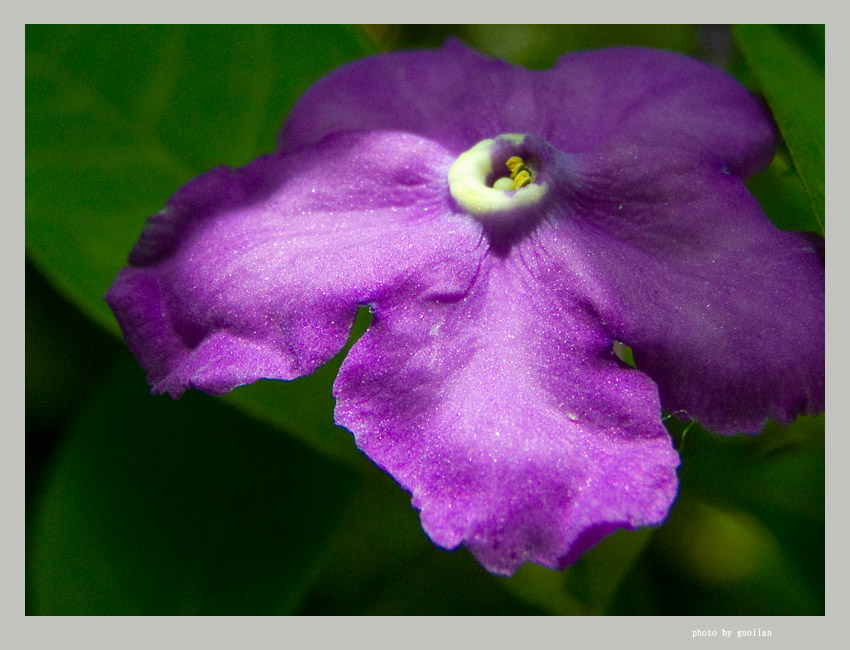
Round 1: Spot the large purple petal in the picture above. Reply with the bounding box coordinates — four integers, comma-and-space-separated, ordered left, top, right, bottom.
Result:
536, 145, 824, 434
279, 41, 775, 176
106, 131, 484, 396
334, 249, 680, 576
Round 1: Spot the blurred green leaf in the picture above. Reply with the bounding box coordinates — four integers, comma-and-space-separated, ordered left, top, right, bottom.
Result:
25, 261, 122, 434
26, 24, 374, 335
298, 472, 544, 615
770, 25, 825, 70
26, 261, 124, 519
466, 24, 698, 68
375, 24, 697, 67
733, 24, 825, 234
645, 494, 821, 615
27, 356, 361, 614
220, 307, 373, 468
505, 528, 655, 615
746, 145, 819, 232
623, 416, 825, 615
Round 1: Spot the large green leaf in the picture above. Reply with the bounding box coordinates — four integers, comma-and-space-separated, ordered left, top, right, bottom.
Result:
27, 356, 361, 614
733, 24, 825, 234
26, 24, 374, 334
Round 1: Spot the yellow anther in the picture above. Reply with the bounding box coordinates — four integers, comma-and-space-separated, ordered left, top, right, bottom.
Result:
504, 156, 533, 189
505, 156, 525, 178
513, 170, 531, 189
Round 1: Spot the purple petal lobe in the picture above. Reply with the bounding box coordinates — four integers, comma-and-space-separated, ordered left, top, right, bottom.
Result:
537, 146, 824, 434
106, 131, 484, 396
280, 42, 775, 177
541, 47, 777, 176
333, 251, 680, 576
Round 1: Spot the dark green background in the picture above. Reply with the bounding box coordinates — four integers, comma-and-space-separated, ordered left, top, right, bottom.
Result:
26, 25, 825, 615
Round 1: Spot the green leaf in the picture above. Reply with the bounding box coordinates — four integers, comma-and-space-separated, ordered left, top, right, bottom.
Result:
629, 416, 825, 615
297, 472, 545, 615
503, 528, 655, 615
746, 145, 819, 232
646, 496, 820, 615
219, 307, 374, 468
26, 25, 375, 334
373, 25, 698, 68
733, 24, 825, 234
27, 356, 361, 614
466, 24, 698, 68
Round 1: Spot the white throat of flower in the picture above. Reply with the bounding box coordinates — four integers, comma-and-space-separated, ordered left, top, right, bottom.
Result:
448, 134, 547, 216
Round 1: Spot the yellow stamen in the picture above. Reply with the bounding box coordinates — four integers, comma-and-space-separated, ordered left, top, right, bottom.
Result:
513, 170, 531, 189
505, 156, 525, 178
504, 156, 533, 189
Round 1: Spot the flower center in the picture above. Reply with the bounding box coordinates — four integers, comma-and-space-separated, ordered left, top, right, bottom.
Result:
448, 134, 548, 217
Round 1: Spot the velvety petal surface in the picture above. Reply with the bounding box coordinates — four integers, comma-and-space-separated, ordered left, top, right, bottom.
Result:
334, 249, 680, 576
106, 131, 484, 396
534, 145, 824, 434
279, 42, 775, 176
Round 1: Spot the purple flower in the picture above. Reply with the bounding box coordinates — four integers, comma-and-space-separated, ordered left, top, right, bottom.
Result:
105, 42, 824, 576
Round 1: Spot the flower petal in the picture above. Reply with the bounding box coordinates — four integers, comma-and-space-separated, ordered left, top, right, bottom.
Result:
538, 146, 824, 434
278, 41, 516, 154
540, 46, 776, 176
333, 250, 680, 576
106, 131, 484, 396
279, 41, 775, 177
